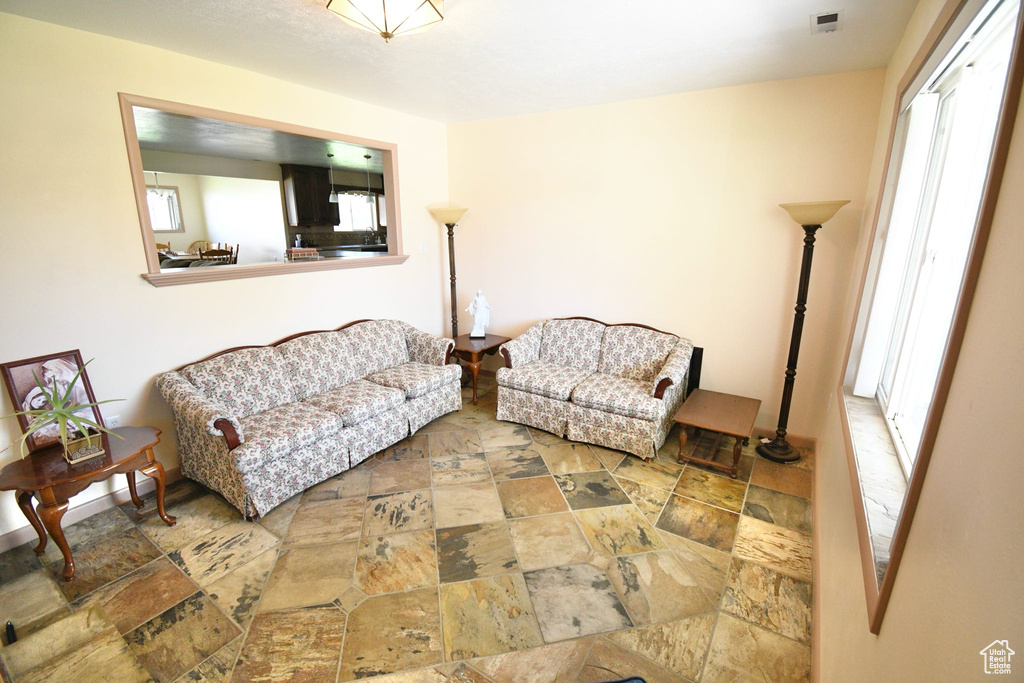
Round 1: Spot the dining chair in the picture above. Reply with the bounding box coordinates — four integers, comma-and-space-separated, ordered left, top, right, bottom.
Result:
199, 248, 233, 263
229, 244, 240, 264
187, 240, 208, 255
155, 241, 171, 251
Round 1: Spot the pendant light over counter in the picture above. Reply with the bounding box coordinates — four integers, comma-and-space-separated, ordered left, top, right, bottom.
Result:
328, 153, 339, 204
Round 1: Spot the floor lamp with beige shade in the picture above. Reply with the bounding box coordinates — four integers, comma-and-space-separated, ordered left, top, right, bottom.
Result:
757, 200, 850, 464
429, 207, 468, 339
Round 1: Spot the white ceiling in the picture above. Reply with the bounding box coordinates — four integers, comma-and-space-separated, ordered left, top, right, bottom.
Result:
0, 0, 918, 123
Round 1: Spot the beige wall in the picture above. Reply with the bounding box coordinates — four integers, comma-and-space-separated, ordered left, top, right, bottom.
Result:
447, 70, 885, 436
816, 0, 1024, 678
0, 13, 450, 535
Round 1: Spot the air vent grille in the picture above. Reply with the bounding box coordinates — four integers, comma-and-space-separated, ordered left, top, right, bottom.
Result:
811, 10, 844, 34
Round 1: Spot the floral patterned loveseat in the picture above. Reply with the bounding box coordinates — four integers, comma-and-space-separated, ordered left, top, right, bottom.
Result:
496, 317, 702, 460
156, 319, 460, 517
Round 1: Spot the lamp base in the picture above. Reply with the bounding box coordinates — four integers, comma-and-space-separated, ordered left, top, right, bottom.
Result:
756, 438, 802, 464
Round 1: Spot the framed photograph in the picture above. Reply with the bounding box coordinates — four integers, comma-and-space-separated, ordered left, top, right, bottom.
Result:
1, 349, 105, 454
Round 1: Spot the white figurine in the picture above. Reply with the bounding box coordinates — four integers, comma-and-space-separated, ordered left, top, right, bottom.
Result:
466, 290, 491, 338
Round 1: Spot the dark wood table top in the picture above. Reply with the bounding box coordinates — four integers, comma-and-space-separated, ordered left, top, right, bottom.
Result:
673, 389, 761, 438
0, 426, 160, 491
453, 333, 511, 353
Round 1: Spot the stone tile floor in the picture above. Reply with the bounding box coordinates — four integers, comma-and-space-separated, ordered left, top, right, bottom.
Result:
0, 377, 814, 682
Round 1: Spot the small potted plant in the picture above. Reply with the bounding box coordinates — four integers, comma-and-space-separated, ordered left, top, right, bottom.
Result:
2, 360, 122, 463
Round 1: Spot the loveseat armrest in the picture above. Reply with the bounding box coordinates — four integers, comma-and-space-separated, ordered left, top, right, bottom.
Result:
499, 322, 545, 369
652, 338, 695, 399
156, 371, 244, 447
401, 322, 455, 365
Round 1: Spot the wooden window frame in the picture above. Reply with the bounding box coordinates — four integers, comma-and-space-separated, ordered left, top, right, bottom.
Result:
836, 0, 1024, 634
118, 93, 409, 287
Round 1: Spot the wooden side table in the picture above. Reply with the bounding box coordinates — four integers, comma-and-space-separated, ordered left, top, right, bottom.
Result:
674, 389, 761, 479
451, 333, 510, 405
0, 426, 175, 581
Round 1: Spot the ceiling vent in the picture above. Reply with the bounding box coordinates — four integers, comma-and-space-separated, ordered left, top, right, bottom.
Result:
811, 10, 844, 34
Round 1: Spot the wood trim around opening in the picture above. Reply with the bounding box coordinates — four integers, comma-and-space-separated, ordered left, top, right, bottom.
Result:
835, 0, 1024, 635
117, 92, 408, 286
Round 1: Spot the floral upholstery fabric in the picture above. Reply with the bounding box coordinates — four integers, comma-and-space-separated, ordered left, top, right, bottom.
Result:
598, 326, 679, 384
404, 380, 462, 433
181, 347, 296, 418
341, 320, 410, 375
367, 362, 462, 399
347, 408, 411, 466
400, 322, 455, 366
499, 322, 544, 369
652, 338, 694, 395
276, 331, 364, 400
232, 402, 344, 475
496, 386, 568, 437
303, 379, 405, 427
245, 435, 350, 516
570, 373, 663, 421
156, 371, 242, 439
496, 361, 592, 401
539, 319, 606, 373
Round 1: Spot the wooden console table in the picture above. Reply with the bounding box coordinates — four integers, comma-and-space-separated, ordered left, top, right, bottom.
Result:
0, 426, 175, 581
452, 333, 510, 405
674, 389, 761, 479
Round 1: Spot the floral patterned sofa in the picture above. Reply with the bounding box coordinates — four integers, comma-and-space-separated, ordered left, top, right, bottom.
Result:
156, 319, 460, 517
496, 317, 702, 460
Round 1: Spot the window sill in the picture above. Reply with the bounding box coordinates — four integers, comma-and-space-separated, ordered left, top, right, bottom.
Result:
842, 387, 909, 583
143, 253, 410, 287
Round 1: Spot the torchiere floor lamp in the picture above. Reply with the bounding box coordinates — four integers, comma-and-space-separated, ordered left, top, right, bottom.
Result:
429, 207, 468, 338
757, 200, 849, 464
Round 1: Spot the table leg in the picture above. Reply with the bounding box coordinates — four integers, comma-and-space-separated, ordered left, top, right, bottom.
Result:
36, 500, 73, 581
467, 360, 483, 405
139, 459, 176, 526
730, 436, 742, 479
126, 471, 144, 509
677, 426, 689, 464
16, 490, 46, 555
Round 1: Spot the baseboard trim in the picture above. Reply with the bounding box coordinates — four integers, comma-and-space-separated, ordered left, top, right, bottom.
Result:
0, 467, 182, 554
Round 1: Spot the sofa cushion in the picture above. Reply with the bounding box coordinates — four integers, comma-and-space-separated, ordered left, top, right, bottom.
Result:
539, 319, 606, 373
232, 402, 344, 474
304, 379, 405, 426
276, 332, 364, 400
181, 347, 296, 418
496, 360, 592, 401
341, 320, 410, 375
598, 325, 679, 383
367, 362, 462, 399
570, 373, 663, 421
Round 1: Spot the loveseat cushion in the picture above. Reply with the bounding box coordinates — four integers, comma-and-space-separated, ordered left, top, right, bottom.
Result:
539, 318, 606, 373
367, 362, 462, 399
232, 402, 344, 474
304, 379, 405, 426
570, 373, 663, 421
341, 320, 410, 375
181, 347, 296, 418
496, 360, 592, 401
598, 325, 679, 383
276, 331, 364, 400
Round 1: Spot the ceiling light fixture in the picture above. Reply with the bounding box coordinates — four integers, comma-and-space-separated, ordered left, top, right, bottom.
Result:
328, 153, 339, 204
326, 0, 444, 42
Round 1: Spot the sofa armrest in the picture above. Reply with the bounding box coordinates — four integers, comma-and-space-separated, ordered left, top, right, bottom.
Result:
156, 371, 244, 447
401, 323, 455, 365
652, 338, 694, 399
499, 322, 545, 369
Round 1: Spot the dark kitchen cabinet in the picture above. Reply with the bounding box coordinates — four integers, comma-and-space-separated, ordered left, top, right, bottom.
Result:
281, 164, 340, 227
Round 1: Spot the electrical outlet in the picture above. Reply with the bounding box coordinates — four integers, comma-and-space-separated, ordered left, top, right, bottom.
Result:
107, 415, 122, 428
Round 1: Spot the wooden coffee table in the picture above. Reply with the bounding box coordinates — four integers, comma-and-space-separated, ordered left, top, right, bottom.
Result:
452, 333, 510, 405
0, 426, 175, 581
674, 389, 761, 479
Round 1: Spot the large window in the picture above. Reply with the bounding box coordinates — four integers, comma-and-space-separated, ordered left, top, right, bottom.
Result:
146, 184, 183, 233
850, 0, 1018, 476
